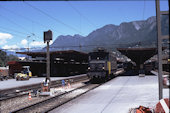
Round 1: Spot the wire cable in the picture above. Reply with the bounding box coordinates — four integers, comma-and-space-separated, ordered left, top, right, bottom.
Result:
0, 5, 65, 35
0, 14, 32, 33
0, 26, 30, 36
0, 42, 158, 53
142, 0, 146, 20
24, 2, 83, 34
0, 29, 26, 39
67, 1, 98, 29
0, 5, 65, 42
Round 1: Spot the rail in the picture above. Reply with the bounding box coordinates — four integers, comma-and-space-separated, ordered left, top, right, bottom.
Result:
11, 83, 99, 113
0, 74, 88, 101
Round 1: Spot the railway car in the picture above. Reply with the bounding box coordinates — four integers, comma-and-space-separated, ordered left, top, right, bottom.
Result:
87, 48, 117, 82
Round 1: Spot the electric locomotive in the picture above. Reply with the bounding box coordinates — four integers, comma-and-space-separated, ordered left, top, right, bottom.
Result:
87, 48, 117, 82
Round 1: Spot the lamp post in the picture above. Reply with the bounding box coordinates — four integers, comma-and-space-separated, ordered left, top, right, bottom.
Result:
26, 35, 31, 60
26, 33, 35, 60
27, 36, 31, 52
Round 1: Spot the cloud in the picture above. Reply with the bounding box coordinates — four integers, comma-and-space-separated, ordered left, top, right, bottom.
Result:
21, 39, 28, 46
0, 32, 13, 40
30, 41, 53, 47
0, 32, 13, 45
30, 41, 45, 47
2, 45, 19, 51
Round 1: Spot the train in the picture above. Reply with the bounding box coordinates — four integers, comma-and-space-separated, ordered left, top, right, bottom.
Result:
87, 48, 117, 82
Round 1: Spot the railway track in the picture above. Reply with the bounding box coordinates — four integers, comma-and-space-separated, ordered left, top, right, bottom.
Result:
1, 70, 123, 113
0, 69, 124, 101
0, 75, 88, 101
0, 75, 89, 113
12, 83, 99, 113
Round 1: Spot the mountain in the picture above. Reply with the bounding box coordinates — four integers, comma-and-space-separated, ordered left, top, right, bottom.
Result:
5, 50, 27, 57
50, 15, 169, 52
50, 34, 84, 51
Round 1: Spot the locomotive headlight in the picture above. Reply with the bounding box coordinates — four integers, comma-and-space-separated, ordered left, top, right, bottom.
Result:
102, 67, 105, 70
88, 67, 90, 70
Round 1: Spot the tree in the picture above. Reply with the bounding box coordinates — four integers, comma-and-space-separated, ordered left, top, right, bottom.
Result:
0, 49, 19, 67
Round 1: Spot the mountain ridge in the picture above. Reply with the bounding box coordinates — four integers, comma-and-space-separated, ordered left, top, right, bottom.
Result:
50, 15, 169, 52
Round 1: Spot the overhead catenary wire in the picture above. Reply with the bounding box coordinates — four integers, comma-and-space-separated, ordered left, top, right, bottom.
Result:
0, 5, 65, 35
0, 26, 40, 42
24, 1, 83, 35
67, 1, 98, 29
0, 13, 42, 42
0, 2, 159, 51
142, 0, 146, 20
0, 6, 47, 47
0, 41, 158, 51
0, 14, 32, 34
0, 26, 30, 36
0, 28, 40, 45
0, 5, 61, 41
49, 43, 157, 49
0, 29, 27, 39
0, 29, 42, 50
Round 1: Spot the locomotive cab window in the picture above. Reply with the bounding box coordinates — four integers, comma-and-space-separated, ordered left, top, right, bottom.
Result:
89, 52, 109, 60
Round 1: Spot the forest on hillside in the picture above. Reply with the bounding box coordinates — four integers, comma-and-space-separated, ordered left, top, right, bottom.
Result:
0, 50, 19, 67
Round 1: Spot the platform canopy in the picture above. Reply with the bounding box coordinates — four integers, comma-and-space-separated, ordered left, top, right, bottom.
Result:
16, 50, 88, 62
117, 48, 157, 68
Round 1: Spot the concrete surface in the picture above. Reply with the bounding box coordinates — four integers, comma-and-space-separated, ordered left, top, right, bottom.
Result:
0, 74, 86, 90
50, 75, 169, 113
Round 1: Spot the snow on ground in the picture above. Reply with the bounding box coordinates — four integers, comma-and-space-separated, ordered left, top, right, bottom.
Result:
50, 75, 169, 113
0, 74, 86, 90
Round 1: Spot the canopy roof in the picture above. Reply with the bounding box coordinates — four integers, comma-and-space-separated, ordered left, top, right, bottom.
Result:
117, 48, 157, 67
16, 50, 88, 62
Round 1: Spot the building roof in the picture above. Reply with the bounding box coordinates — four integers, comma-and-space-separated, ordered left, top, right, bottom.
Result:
117, 48, 157, 67
16, 50, 87, 55
16, 50, 88, 62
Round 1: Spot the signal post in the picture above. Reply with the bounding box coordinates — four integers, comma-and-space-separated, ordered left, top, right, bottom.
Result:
44, 30, 52, 89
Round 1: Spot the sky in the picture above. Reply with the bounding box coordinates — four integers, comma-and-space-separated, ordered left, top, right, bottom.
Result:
0, 0, 169, 51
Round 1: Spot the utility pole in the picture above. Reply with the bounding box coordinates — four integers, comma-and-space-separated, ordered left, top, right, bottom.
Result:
155, 0, 163, 100
46, 40, 50, 80
155, 0, 169, 100
44, 30, 52, 83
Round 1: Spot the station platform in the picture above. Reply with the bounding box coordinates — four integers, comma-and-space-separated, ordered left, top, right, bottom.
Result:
50, 75, 169, 113
0, 74, 86, 90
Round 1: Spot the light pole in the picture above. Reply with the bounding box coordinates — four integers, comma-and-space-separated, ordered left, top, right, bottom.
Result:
26, 33, 35, 60
27, 36, 31, 52
26, 35, 31, 60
